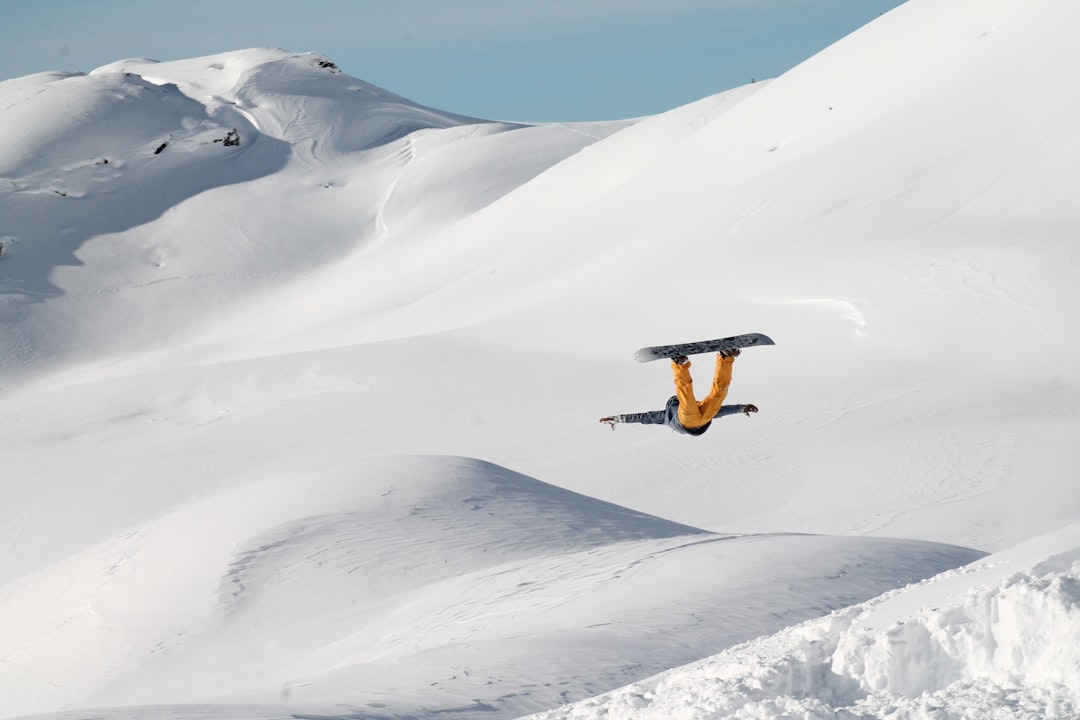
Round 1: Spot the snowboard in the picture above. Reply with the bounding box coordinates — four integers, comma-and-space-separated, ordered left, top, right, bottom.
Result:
634, 332, 774, 363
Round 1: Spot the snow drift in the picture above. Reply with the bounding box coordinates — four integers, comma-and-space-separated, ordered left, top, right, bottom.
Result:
530, 523, 1080, 720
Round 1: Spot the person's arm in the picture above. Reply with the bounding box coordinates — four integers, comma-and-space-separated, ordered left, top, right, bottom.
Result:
714, 403, 758, 419
599, 409, 667, 428
619, 410, 667, 424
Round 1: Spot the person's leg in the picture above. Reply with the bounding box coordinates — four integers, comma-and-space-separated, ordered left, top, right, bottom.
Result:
672, 359, 709, 428
698, 353, 735, 421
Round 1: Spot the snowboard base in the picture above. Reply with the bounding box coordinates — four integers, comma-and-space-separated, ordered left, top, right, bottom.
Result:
634, 332, 774, 363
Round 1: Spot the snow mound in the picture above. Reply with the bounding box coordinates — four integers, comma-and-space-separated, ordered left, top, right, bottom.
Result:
0, 455, 981, 720
529, 523, 1080, 720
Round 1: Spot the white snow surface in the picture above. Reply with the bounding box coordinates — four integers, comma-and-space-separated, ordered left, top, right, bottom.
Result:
530, 523, 1080, 720
3, 0, 1080, 718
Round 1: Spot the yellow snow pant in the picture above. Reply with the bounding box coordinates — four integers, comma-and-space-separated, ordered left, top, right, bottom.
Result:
672, 355, 734, 429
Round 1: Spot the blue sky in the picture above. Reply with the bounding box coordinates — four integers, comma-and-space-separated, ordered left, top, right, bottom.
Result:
0, 0, 905, 121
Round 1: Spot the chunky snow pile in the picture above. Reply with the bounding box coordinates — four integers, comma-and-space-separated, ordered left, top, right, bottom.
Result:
530, 523, 1080, 720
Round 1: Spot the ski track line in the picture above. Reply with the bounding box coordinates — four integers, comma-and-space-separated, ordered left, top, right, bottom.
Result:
50, 272, 311, 298
606, 534, 744, 582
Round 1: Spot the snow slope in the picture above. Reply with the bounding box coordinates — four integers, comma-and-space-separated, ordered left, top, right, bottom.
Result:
0, 455, 981, 719
3, 0, 1080, 717
530, 522, 1080, 720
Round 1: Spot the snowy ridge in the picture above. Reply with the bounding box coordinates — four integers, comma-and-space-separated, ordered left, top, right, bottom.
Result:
91, 50, 482, 154
530, 524, 1080, 720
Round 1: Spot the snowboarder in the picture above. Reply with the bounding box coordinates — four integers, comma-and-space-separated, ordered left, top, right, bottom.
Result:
600, 349, 758, 435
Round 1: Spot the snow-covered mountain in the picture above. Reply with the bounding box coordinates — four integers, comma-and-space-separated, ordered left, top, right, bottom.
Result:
3, 0, 1080, 718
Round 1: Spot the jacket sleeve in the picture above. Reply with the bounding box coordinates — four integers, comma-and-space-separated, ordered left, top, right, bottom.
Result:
713, 404, 748, 419
619, 410, 667, 425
